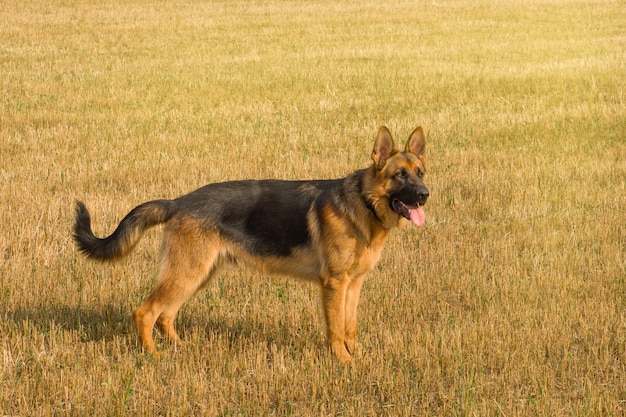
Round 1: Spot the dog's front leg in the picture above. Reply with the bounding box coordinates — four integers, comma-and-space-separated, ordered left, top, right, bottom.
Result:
320, 278, 351, 362
343, 272, 366, 355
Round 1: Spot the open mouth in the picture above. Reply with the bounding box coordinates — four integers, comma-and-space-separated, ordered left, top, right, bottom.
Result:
392, 198, 426, 227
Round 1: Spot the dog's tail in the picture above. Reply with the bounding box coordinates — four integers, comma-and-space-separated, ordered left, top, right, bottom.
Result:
73, 199, 175, 261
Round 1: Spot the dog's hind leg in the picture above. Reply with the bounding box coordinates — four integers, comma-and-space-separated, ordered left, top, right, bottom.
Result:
133, 217, 220, 353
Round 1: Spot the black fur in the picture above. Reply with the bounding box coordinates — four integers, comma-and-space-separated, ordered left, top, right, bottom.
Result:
176, 179, 341, 256
73, 174, 373, 260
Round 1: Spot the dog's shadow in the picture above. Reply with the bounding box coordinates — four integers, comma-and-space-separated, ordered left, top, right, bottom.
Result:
4, 303, 316, 356
5, 303, 133, 345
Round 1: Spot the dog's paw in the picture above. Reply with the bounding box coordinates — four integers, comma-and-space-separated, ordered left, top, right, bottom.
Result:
330, 342, 352, 363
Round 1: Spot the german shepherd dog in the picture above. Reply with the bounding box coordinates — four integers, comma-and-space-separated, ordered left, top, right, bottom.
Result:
73, 126, 429, 362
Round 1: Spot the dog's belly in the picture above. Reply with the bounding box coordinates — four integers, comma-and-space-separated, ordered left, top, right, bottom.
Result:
222, 244, 322, 282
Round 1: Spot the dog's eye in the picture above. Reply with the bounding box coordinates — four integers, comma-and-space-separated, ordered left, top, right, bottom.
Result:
417, 169, 424, 179
395, 169, 407, 179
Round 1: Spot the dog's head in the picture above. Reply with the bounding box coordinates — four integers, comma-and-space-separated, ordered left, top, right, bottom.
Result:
370, 126, 429, 227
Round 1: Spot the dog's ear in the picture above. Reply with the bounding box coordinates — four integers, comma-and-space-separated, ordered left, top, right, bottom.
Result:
371, 126, 396, 169
405, 126, 426, 161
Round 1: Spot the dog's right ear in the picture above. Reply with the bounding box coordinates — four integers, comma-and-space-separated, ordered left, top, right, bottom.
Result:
371, 126, 396, 169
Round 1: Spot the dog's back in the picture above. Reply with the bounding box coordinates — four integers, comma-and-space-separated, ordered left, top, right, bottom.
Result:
174, 178, 342, 257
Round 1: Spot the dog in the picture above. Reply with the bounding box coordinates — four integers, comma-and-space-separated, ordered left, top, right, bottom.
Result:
73, 126, 429, 362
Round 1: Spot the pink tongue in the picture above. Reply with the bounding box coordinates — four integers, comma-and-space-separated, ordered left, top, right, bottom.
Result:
409, 206, 426, 227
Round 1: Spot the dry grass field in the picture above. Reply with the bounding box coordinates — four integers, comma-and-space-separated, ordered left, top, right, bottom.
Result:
1, 0, 624, 415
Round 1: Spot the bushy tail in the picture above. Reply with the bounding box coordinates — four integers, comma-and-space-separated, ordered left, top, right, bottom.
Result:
73, 199, 175, 261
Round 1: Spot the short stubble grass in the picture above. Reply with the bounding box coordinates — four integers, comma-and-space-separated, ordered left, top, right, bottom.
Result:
1, 0, 624, 415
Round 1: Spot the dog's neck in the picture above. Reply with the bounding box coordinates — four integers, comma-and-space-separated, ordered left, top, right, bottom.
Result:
356, 168, 384, 224
362, 191, 382, 223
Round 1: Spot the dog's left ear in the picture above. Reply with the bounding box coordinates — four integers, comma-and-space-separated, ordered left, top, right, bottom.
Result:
405, 126, 426, 161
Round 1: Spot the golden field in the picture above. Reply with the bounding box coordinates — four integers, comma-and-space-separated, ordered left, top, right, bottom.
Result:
0, 0, 624, 415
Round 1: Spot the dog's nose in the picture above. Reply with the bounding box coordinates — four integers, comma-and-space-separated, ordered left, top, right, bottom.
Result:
417, 188, 429, 203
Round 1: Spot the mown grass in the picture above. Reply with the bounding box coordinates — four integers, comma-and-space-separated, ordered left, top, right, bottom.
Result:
1, 0, 624, 415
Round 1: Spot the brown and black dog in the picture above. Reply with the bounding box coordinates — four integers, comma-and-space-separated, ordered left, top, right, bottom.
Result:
73, 126, 429, 362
